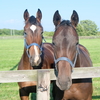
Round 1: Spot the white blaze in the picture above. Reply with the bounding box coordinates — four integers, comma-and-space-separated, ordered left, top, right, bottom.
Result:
34, 45, 39, 63
30, 25, 37, 33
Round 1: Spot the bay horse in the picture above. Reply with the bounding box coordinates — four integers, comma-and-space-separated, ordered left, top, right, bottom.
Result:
18, 9, 54, 100
52, 10, 93, 100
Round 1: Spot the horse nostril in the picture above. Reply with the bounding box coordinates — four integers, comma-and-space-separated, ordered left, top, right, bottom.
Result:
30, 56, 32, 59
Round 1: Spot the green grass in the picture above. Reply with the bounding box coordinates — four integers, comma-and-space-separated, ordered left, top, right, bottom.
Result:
79, 39, 100, 100
0, 39, 23, 71
0, 37, 100, 100
79, 39, 100, 67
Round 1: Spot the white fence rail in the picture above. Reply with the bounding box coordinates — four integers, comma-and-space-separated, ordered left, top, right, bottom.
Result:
0, 67, 100, 83
0, 67, 100, 100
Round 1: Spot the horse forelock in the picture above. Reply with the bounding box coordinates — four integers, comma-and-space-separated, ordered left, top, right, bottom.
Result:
28, 16, 37, 25
28, 16, 42, 26
60, 20, 71, 26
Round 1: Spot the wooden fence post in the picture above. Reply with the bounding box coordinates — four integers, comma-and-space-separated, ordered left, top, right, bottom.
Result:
37, 70, 50, 100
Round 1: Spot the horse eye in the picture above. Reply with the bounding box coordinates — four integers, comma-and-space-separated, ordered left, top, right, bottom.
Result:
24, 32, 27, 37
76, 42, 79, 45
41, 31, 43, 34
52, 42, 55, 46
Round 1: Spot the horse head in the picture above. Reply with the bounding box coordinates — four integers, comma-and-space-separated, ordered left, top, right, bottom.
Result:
53, 10, 79, 90
23, 9, 43, 67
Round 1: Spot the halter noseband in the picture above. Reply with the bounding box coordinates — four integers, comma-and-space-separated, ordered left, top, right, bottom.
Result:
54, 44, 79, 76
24, 39, 42, 58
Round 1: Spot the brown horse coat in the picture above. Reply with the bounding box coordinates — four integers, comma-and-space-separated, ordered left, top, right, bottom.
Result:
18, 9, 54, 100
52, 10, 93, 100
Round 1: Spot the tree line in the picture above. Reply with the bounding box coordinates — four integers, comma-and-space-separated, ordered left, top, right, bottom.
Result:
76, 20, 99, 36
0, 29, 23, 36
44, 20, 99, 36
0, 20, 99, 36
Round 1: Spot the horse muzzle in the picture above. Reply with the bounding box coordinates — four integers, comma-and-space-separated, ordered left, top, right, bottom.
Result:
56, 77, 72, 90
29, 55, 41, 67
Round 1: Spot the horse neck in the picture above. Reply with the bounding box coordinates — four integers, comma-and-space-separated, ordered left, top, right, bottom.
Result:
75, 45, 93, 67
22, 48, 32, 69
23, 48, 29, 61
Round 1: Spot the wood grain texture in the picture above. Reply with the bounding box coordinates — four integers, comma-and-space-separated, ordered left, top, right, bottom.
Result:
0, 67, 100, 83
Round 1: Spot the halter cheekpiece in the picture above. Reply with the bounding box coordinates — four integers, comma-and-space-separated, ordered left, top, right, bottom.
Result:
54, 44, 79, 76
24, 39, 42, 57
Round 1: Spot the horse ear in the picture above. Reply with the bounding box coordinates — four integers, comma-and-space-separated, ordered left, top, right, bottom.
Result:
23, 9, 29, 21
53, 10, 61, 27
71, 10, 79, 28
36, 9, 42, 22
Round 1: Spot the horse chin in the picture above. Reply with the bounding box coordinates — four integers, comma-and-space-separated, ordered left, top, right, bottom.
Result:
31, 63, 39, 67
56, 78, 72, 91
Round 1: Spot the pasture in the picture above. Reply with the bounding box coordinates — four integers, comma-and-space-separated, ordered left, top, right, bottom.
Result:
0, 37, 100, 100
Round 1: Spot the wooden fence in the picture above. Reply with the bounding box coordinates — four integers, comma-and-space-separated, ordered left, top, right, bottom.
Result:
0, 67, 100, 100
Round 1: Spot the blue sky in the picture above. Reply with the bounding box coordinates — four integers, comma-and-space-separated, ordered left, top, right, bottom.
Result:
0, 0, 100, 31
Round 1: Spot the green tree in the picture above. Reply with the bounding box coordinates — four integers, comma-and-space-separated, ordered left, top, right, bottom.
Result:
44, 31, 54, 36
76, 20, 99, 36
0, 29, 23, 36
76, 24, 84, 36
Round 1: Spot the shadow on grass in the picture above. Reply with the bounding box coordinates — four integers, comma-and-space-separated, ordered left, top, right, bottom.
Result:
0, 63, 19, 84
10, 62, 19, 70
92, 95, 100, 99
30, 95, 100, 100
31, 93, 36, 100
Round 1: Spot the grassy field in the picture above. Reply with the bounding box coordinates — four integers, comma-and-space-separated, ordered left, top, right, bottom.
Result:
0, 37, 100, 100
